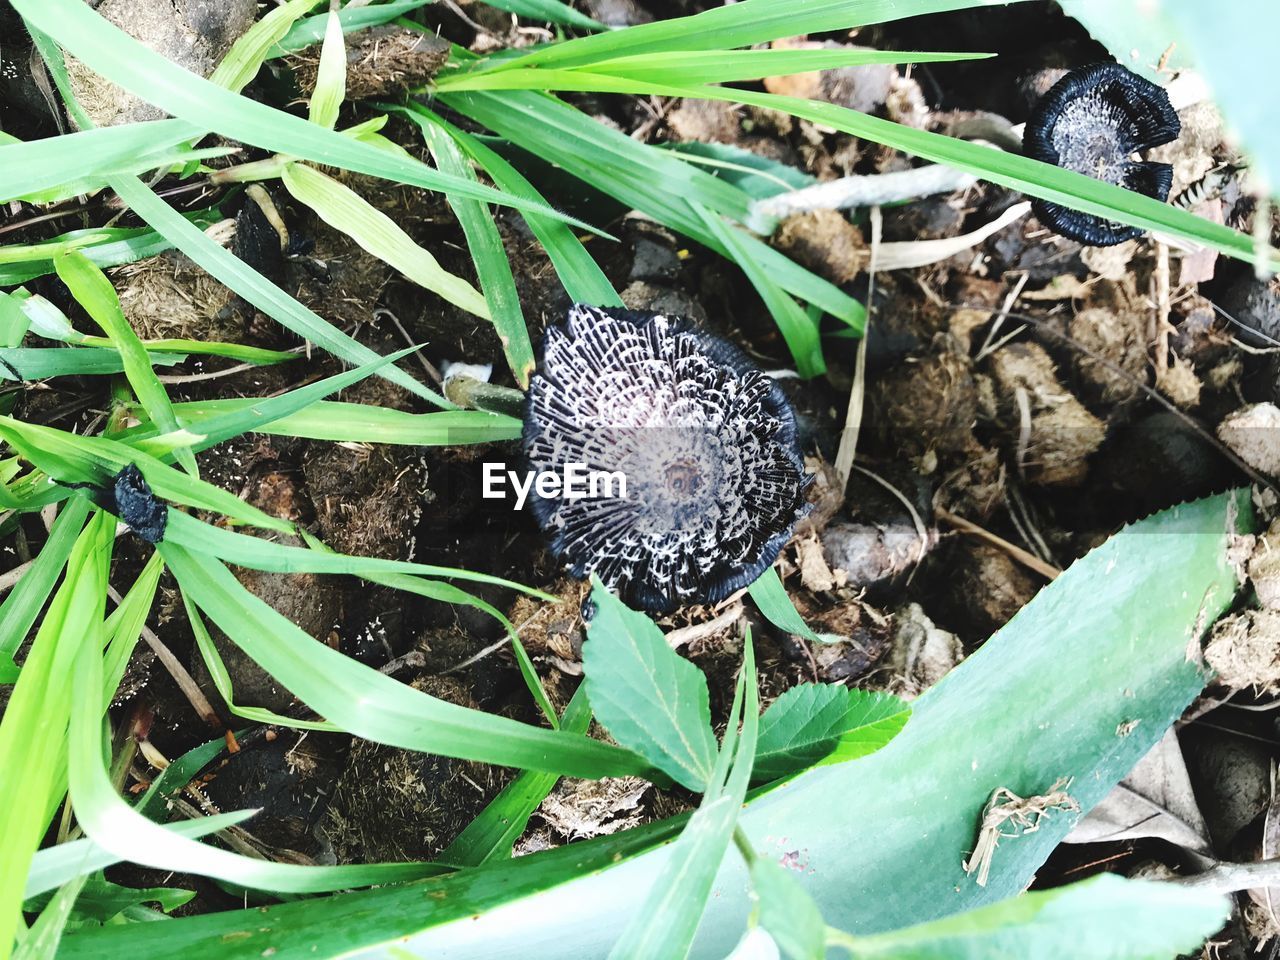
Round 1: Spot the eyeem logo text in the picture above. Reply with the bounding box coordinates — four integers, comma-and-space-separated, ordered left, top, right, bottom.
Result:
482, 462, 627, 510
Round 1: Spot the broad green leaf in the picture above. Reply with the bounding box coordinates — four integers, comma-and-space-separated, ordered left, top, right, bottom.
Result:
388, 102, 620, 308
308, 10, 347, 129
53, 251, 196, 475
280, 162, 490, 318
270, 1, 435, 57
750, 857, 825, 960
753, 685, 909, 783
162, 543, 651, 780
583, 579, 717, 792
418, 120, 534, 386
694, 204, 824, 377
1159, 0, 1280, 198
828, 873, 1228, 960
609, 635, 757, 959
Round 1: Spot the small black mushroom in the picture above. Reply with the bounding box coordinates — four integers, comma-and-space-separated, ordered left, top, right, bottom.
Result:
107, 464, 168, 543
1023, 62, 1181, 246
523, 304, 812, 613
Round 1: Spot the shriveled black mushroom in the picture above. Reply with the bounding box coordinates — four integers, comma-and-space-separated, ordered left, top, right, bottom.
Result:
1024, 62, 1181, 246
523, 304, 811, 613
107, 464, 168, 543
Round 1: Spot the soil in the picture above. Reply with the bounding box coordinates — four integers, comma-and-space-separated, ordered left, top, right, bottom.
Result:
3, 0, 1280, 948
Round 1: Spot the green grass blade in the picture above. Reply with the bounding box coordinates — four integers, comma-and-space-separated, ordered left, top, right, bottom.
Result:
135, 345, 419, 458
210, 0, 324, 93
438, 49, 991, 92
161, 542, 652, 780
417, 121, 535, 386
583, 579, 716, 792
390, 102, 620, 307
101, 553, 164, 698
0, 498, 92, 662
0, 511, 112, 960
480, 0, 605, 31
280, 162, 490, 319
106, 174, 450, 407
441, 89, 864, 328
162, 510, 551, 597
12, 873, 88, 960
65, 611, 456, 894
24, 812, 258, 902
746, 567, 842, 644
694, 204, 824, 375
0, 347, 184, 381
0, 417, 294, 534
53, 252, 196, 475
470, 0, 1022, 72
0, 120, 203, 204
440, 686, 593, 867
307, 10, 347, 128
16, 0, 602, 227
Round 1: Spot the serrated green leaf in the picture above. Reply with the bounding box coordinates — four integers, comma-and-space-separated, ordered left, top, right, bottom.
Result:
583, 579, 717, 791
753, 685, 909, 783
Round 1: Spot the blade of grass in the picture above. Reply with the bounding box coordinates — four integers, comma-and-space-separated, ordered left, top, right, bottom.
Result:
746, 567, 842, 645
389, 102, 619, 307
209, 0, 324, 93
17, 0, 605, 227
439, 685, 593, 867
127, 401, 522, 446
694, 203, 823, 376
161, 542, 652, 779
0, 498, 92, 662
0, 511, 112, 960
0, 347, 184, 382
107, 174, 451, 407
53, 252, 196, 475
101, 552, 164, 698
439, 49, 991, 90
307, 9, 347, 129
66, 618, 458, 893
417, 121, 534, 386
280, 162, 490, 319
469, 0, 1022, 71
480, 0, 605, 32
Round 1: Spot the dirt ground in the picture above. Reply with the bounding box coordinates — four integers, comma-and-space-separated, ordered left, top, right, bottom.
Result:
3, 1, 1280, 948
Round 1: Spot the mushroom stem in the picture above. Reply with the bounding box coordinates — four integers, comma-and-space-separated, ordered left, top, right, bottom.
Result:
443, 374, 526, 417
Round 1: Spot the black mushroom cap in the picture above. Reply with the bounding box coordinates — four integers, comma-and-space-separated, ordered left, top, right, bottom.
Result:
1023, 62, 1181, 246
522, 304, 812, 613
109, 464, 168, 544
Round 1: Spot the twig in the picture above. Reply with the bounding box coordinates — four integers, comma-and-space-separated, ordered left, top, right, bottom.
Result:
666, 602, 744, 651
107, 584, 221, 726
936, 507, 1062, 581
833, 205, 881, 496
